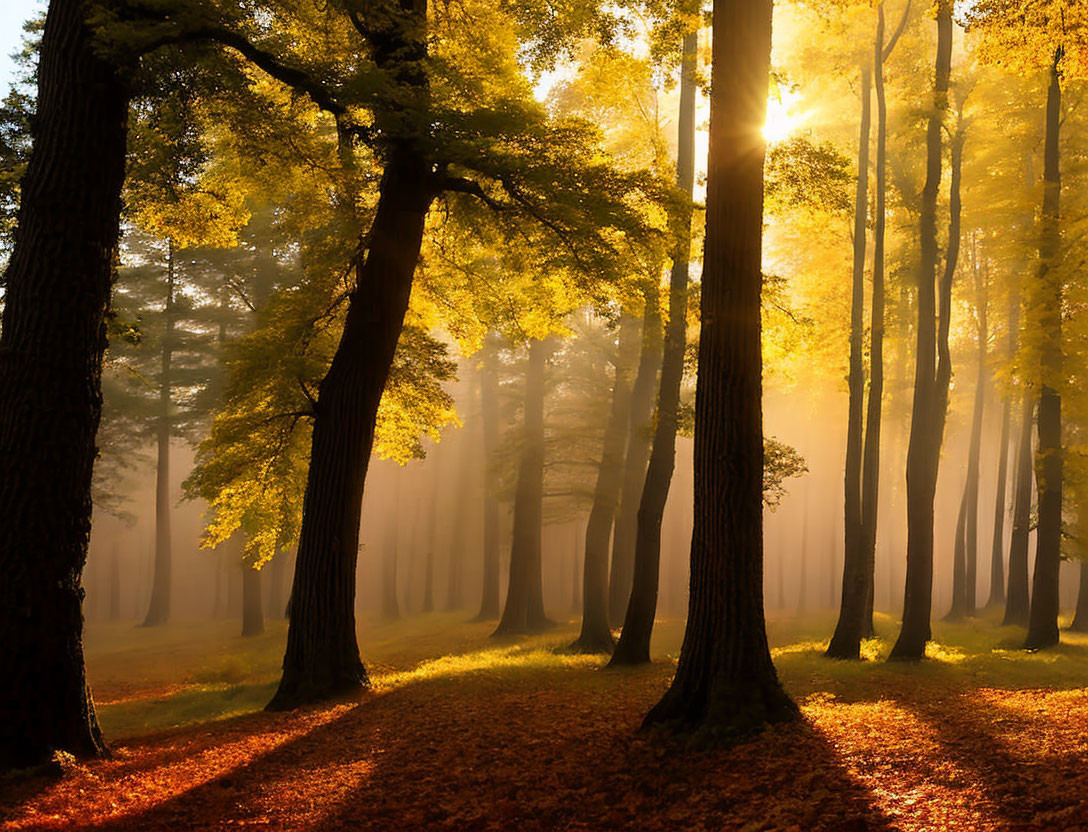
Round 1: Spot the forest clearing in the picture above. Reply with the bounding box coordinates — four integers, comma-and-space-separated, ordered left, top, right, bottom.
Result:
4, 0, 1088, 828
4, 612, 1088, 831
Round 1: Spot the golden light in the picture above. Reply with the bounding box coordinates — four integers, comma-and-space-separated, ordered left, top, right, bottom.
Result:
763, 89, 803, 144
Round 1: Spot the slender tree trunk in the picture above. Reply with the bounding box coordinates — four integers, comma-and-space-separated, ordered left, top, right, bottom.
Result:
109, 546, 122, 621
242, 561, 265, 637
474, 335, 502, 620
1026, 55, 1063, 651
572, 315, 639, 652
946, 487, 968, 620
267, 549, 286, 619
610, 28, 698, 667
827, 61, 871, 660
494, 339, 552, 635
422, 495, 435, 614
964, 250, 987, 616
861, 0, 909, 634
988, 292, 1018, 608
1004, 391, 1035, 626
890, 0, 954, 660
382, 519, 401, 621
143, 242, 176, 627
1070, 561, 1088, 633
0, 0, 129, 769
571, 524, 582, 611
608, 289, 662, 624
643, 0, 796, 736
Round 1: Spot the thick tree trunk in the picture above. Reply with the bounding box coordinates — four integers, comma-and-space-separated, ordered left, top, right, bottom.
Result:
143, 243, 176, 627
890, 1, 953, 660
1025, 57, 1063, 652
571, 315, 639, 653
1004, 391, 1035, 626
242, 562, 265, 637
494, 339, 552, 635
827, 62, 871, 660
268, 152, 432, 709
0, 0, 129, 770
1070, 561, 1088, 633
643, 0, 796, 737
473, 334, 502, 621
610, 28, 698, 667
608, 290, 662, 624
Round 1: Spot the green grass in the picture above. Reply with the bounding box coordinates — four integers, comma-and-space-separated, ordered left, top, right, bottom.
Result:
84, 607, 1088, 739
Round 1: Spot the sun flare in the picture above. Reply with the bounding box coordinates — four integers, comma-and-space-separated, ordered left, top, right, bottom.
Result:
763, 90, 803, 143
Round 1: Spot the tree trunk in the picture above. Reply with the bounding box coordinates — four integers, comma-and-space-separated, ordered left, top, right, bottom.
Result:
473, 334, 502, 620
1070, 561, 1088, 633
242, 561, 265, 637
988, 292, 1017, 608
964, 249, 987, 616
494, 339, 552, 635
827, 61, 871, 660
608, 288, 662, 624
108, 546, 122, 621
267, 548, 286, 619
422, 494, 435, 614
268, 150, 432, 709
143, 242, 176, 627
571, 315, 639, 653
0, 0, 129, 770
946, 252, 987, 620
610, 28, 698, 667
890, 0, 954, 660
861, 0, 909, 635
1025, 55, 1063, 652
643, 0, 797, 737
946, 486, 969, 620
1004, 390, 1034, 626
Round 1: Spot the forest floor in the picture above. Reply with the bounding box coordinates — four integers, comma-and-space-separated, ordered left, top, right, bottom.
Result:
3, 609, 1088, 831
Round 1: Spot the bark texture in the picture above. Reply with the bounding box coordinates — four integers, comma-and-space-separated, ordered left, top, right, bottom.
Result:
0, 0, 129, 769
643, 0, 797, 737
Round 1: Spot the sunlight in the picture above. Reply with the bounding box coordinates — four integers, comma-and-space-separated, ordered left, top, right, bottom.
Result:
763, 89, 804, 144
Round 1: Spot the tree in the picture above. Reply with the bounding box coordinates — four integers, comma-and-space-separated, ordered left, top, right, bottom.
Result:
494, 338, 555, 635
889, 0, 955, 661
643, 0, 798, 737
570, 314, 639, 652
611, 23, 699, 667
0, 0, 130, 770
